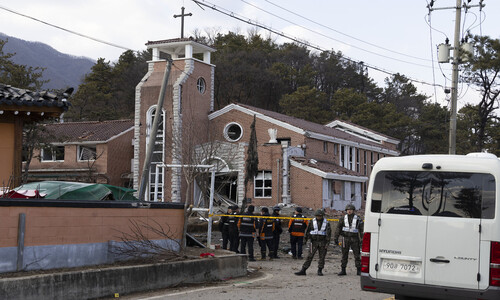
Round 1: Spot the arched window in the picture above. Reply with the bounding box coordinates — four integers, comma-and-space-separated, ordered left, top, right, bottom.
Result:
197, 77, 206, 94
204, 157, 230, 173
146, 106, 165, 201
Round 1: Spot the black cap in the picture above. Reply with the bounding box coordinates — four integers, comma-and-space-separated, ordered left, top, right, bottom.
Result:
273, 206, 281, 211
295, 207, 302, 213
261, 207, 269, 213
247, 205, 255, 213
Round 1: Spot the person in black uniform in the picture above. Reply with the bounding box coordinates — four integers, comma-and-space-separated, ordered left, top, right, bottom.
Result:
271, 206, 283, 258
258, 207, 274, 260
288, 207, 308, 259
218, 206, 232, 250
228, 205, 240, 253
238, 205, 257, 261
334, 204, 364, 276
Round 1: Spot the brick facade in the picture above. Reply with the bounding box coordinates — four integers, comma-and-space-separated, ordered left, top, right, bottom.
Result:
133, 38, 399, 211
208, 104, 399, 210
0, 201, 184, 273
289, 165, 323, 209
26, 121, 134, 187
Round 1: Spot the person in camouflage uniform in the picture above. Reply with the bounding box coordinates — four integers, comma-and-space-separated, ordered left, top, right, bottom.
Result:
294, 209, 331, 276
334, 204, 364, 276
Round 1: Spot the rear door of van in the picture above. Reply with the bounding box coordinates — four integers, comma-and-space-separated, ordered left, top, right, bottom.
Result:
372, 171, 427, 285
371, 171, 493, 289
423, 172, 493, 289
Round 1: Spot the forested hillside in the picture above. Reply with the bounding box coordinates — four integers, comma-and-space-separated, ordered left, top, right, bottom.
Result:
0, 33, 94, 90
40, 32, 500, 156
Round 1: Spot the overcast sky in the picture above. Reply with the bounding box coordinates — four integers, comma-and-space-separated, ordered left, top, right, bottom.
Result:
0, 0, 499, 109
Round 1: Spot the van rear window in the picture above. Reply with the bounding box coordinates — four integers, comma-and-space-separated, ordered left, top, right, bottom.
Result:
371, 171, 495, 219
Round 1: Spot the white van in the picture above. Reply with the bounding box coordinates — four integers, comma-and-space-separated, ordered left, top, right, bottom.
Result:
361, 153, 500, 299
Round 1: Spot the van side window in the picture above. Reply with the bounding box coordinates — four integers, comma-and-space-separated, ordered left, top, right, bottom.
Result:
371, 171, 495, 219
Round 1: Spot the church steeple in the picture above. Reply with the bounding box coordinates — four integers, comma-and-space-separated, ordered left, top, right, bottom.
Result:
146, 38, 214, 63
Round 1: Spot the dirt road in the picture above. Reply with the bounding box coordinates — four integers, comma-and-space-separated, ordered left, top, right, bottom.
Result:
122, 237, 393, 300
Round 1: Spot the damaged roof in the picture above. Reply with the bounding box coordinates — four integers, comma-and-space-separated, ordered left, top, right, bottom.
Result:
290, 156, 368, 182
43, 119, 134, 144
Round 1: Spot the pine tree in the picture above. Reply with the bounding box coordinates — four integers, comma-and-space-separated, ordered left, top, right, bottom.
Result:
244, 115, 259, 204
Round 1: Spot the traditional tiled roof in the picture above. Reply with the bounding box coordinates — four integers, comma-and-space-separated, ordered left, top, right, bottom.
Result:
0, 83, 71, 111
43, 119, 133, 143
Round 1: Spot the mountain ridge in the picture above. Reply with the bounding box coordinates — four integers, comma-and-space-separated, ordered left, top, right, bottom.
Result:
0, 32, 95, 91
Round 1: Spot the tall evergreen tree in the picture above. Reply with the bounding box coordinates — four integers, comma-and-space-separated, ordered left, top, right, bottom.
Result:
462, 35, 500, 151
245, 115, 259, 201
66, 51, 148, 121
280, 86, 330, 124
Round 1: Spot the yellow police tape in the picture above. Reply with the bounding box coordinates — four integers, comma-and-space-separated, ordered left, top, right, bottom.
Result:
209, 214, 340, 222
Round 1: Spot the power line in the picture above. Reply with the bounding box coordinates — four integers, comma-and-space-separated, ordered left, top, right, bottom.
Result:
0, 4, 209, 85
426, 12, 439, 103
0, 1, 445, 90
0, 5, 133, 52
192, 0, 444, 89
240, 0, 432, 69
263, 0, 432, 63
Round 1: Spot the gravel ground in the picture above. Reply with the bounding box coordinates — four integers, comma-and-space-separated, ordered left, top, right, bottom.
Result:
121, 230, 393, 300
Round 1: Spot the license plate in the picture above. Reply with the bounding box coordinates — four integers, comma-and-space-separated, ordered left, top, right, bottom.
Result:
381, 259, 421, 273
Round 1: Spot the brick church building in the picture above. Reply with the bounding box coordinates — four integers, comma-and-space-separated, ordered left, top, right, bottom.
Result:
133, 38, 399, 210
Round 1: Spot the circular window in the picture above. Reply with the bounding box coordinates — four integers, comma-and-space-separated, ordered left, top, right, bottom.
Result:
197, 77, 206, 94
224, 122, 243, 142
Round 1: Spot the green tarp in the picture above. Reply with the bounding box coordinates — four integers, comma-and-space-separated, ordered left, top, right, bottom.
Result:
15, 181, 137, 201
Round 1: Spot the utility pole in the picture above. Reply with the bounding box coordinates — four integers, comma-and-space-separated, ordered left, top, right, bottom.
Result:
138, 56, 172, 201
432, 0, 484, 154
449, 0, 462, 155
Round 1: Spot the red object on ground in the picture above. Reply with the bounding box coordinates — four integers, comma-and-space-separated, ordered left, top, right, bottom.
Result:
200, 252, 215, 258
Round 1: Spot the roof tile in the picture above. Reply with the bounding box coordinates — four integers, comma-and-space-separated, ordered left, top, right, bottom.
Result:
43, 119, 133, 143
0, 83, 71, 111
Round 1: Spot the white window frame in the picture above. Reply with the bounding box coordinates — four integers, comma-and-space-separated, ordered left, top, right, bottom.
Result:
363, 151, 367, 175
223, 122, 243, 142
197, 77, 206, 94
254, 170, 272, 198
340, 146, 345, 167
77, 145, 97, 161
356, 148, 360, 172
349, 147, 355, 171
41, 146, 65, 162
370, 152, 374, 169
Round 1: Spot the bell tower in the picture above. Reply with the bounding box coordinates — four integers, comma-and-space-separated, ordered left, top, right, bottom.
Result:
133, 37, 216, 202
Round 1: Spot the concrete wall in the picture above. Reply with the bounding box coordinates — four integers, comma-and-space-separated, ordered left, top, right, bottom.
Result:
0, 199, 184, 273
0, 254, 248, 300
